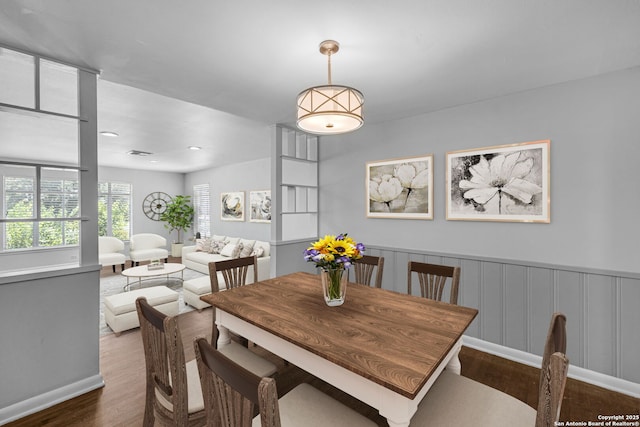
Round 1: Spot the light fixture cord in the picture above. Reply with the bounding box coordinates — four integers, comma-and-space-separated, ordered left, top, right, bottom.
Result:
327, 51, 332, 85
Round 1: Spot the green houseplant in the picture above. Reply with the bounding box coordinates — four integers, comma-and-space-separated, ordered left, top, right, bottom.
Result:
160, 194, 195, 256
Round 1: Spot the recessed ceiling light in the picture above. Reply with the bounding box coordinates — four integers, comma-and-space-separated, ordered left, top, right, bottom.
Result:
188, 146, 202, 150
100, 131, 119, 137
150, 160, 159, 163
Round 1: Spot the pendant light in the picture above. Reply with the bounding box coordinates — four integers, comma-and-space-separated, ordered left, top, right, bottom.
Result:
296, 40, 364, 135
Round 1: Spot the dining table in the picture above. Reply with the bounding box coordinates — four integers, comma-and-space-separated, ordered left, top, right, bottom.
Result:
200, 271, 478, 427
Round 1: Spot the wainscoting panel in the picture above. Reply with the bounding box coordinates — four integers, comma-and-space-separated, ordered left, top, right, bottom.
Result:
586, 274, 617, 377
556, 270, 583, 366
504, 264, 527, 351
621, 278, 640, 383
365, 244, 640, 386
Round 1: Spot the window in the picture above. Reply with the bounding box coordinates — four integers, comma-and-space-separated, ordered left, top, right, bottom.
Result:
1, 164, 80, 250
0, 45, 98, 273
98, 182, 132, 241
193, 183, 210, 237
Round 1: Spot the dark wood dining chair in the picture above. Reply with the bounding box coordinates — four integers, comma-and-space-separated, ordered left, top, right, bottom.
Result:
208, 255, 258, 292
407, 261, 460, 304
207, 256, 277, 378
352, 255, 384, 288
136, 297, 206, 427
193, 337, 377, 427
208, 256, 258, 345
412, 312, 569, 427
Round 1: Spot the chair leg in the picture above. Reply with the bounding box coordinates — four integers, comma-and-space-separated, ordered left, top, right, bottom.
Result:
112, 265, 116, 273
121, 263, 125, 271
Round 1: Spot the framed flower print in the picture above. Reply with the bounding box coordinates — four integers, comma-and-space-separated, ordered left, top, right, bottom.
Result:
446, 140, 550, 222
366, 154, 434, 219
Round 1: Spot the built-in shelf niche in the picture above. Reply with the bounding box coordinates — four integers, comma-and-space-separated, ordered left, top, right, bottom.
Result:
274, 126, 318, 241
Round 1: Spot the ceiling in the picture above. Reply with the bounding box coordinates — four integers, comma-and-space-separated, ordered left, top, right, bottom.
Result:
1, 0, 640, 173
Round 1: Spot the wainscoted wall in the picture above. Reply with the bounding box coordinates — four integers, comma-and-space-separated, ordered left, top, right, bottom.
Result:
363, 244, 640, 390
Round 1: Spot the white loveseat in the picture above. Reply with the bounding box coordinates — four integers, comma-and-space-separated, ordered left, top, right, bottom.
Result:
181, 235, 271, 310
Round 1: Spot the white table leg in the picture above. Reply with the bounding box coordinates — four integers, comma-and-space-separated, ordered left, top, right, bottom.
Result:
446, 342, 462, 374
216, 315, 231, 348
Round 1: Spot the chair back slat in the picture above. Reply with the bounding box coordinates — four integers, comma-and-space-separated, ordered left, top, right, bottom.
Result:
353, 255, 384, 288
408, 261, 460, 304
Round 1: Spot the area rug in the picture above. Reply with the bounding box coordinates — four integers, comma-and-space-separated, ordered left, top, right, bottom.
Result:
100, 267, 207, 335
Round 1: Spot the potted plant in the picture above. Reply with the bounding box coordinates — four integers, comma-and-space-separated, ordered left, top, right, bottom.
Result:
160, 194, 195, 257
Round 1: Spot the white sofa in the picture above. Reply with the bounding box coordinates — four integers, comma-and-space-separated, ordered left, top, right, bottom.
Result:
181, 235, 271, 310
129, 233, 169, 267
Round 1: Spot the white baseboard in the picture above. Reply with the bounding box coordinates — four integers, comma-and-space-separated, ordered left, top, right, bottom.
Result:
0, 375, 104, 426
463, 336, 640, 398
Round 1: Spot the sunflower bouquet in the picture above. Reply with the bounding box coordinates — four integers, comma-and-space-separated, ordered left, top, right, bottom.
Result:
303, 233, 365, 271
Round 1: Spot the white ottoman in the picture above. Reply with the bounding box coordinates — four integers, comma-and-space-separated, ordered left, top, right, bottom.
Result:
104, 286, 179, 336
183, 275, 226, 311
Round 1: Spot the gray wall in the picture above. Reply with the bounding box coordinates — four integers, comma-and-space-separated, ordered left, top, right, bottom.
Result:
185, 157, 272, 243
319, 67, 640, 274
0, 268, 103, 422
318, 67, 640, 383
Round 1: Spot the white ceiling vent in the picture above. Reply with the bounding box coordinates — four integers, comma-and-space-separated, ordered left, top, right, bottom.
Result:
127, 150, 153, 156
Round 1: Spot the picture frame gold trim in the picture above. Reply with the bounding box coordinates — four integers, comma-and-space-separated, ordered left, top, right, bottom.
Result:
220, 191, 245, 221
366, 154, 434, 220
249, 190, 271, 223
446, 140, 550, 223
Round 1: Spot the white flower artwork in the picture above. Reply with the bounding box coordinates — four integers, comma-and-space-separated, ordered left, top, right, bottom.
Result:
446, 140, 550, 222
366, 154, 434, 219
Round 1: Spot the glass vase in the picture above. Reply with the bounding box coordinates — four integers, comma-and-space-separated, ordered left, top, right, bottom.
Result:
320, 268, 347, 307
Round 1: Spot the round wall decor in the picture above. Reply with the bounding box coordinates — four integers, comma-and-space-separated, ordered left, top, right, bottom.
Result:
143, 192, 173, 221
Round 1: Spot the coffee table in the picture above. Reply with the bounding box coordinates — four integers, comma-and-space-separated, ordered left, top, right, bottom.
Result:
121, 263, 186, 291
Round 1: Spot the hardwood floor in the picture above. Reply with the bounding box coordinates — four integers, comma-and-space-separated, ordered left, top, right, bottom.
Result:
6, 307, 639, 426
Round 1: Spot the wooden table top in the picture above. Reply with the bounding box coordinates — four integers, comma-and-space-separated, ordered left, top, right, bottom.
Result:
201, 271, 478, 399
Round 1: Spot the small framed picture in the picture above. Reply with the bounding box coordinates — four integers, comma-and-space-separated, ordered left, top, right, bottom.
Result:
220, 191, 245, 221
249, 190, 271, 223
446, 140, 550, 222
366, 154, 434, 220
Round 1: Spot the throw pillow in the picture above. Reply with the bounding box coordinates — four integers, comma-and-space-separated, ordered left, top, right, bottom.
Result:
239, 239, 256, 258
231, 243, 243, 258
209, 237, 228, 254
250, 246, 265, 258
195, 238, 210, 252
219, 242, 237, 257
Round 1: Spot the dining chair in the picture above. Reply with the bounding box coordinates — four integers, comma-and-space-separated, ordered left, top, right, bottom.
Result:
407, 261, 460, 304
136, 297, 206, 427
207, 256, 278, 377
208, 256, 258, 346
412, 312, 569, 427
193, 337, 377, 427
208, 255, 258, 292
352, 255, 384, 288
